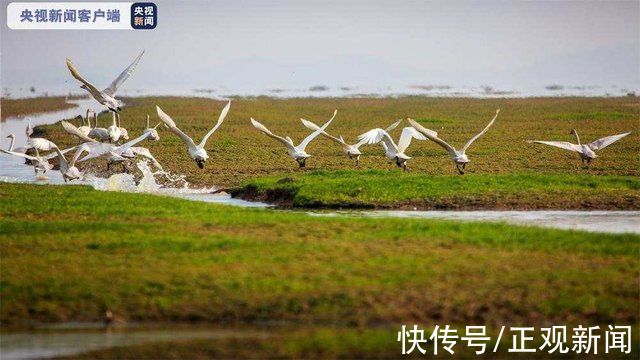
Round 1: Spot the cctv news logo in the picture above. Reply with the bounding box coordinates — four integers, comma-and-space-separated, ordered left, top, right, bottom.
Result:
7, 2, 158, 30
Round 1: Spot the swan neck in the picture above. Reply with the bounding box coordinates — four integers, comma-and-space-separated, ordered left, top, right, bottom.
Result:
571, 130, 581, 145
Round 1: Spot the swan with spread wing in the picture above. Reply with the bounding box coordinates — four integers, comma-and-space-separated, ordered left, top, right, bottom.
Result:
356, 124, 431, 172
156, 100, 231, 169
66, 50, 144, 112
528, 129, 631, 164
251, 115, 334, 168
408, 109, 500, 174
300, 112, 402, 166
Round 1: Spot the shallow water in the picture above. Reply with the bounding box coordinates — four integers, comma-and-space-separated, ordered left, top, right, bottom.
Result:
0, 325, 269, 360
309, 210, 640, 234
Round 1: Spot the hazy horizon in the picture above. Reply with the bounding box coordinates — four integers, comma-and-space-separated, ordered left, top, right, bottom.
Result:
1, 0, 638, 98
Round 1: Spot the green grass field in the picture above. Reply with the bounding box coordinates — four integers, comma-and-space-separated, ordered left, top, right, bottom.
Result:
2, 184, 638, 327
233, 170, 640, 209
1, 96, 76, 120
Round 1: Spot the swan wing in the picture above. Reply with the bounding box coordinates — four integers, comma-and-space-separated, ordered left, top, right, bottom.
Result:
156, 106, 197, 149
301, 119, 345, 145
198, 100, 231, 148
528, 141, 581, 152
357, 128, 397, 150
462, 109, 499, 152
587, 132, 631, 151
251, 118, 295, 151
65, 58, 103, 98
115, 131, 152, 155
384, 119, 402, 132
297, 115, 334, 151
77, 143, 115, 162
103, 50, 145, 96
52, 147, 69, 172
397, 126, 427, 153
300, 111, 344, 145
408, 118, 456, 156
69, 143, 91, 166
0, 149, 38, 161
62, 121, 98, 143
43, 146, 77, 161
27, 138, 57, 151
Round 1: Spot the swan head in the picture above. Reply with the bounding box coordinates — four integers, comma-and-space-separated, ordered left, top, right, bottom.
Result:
295, 153, 311, 168
395, 154, 411, 167
193, 148, 209, 169
6, 134, 15, 139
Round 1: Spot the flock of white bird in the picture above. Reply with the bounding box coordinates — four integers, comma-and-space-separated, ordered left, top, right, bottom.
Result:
1, 51, 632, 182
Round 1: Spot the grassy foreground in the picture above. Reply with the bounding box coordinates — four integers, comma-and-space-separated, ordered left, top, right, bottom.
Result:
1, 183, 638, 329
1, 96, 76, 120
34, 96, 639, 190
233, 171, 640, 209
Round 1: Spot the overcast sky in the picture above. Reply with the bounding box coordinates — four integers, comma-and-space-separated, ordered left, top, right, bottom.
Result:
1, 0, 638, 94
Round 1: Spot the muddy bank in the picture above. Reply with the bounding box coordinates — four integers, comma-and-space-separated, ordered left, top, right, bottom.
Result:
231, 184, 640, 211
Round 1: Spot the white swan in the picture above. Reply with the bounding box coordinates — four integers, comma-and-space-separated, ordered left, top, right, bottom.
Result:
251, 115, 334, 168
66, 50, 145, 112
156, 100, 231, 169
53, 146, 84, 182
357, 125, 431, 172
78, 109, 94, 137
88, 112, 110, 142
408, 109, 500, 174
107, 112, 122, 143
5, 134, 27, 153
528, 129, 631, 164
300, 112, 402, 166
6, 134, 76, 161
21, 119, 58, 156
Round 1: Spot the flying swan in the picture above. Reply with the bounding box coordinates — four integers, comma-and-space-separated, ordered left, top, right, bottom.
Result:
66, 50, 145, 112
528, 129, 631, 164
356, 125, 431, 172
300, 112, 402, 166
408, 109, 500, 174
156, 100, 231, 169
251, 116, 334, 168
